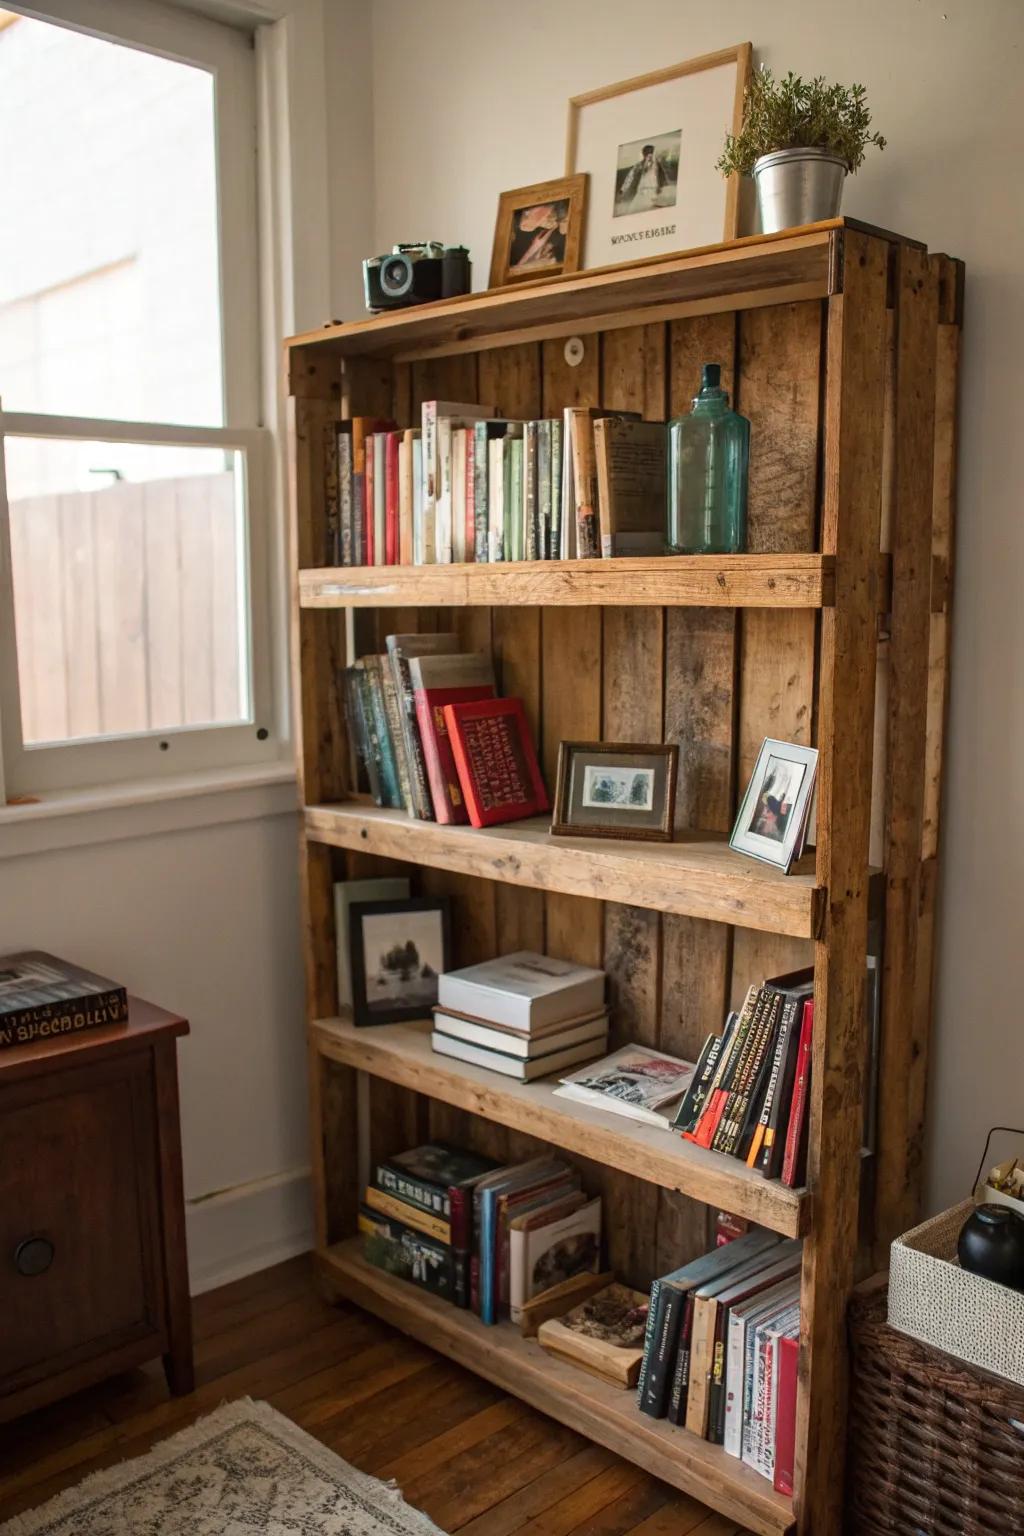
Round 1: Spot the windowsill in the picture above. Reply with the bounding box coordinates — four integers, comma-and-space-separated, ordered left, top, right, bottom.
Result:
0, 761, 299, 860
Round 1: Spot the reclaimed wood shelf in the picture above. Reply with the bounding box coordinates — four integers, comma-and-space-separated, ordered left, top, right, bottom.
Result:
304, 804, 823, 938
313, 1016, 808, 1237
299, 552, 836, 610
286, 224, 844, 366
288, 223, 964, 1534
319, 1238, 795, 1536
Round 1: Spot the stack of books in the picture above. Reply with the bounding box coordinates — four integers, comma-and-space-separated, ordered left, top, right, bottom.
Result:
637, 1232, 802, 1494
672, 968, 815, 1188
431, 951, 608, 1083
323, 401, 667, 567
359, 1140, 603, 1328
344, 634, 546, 828
359, 1143, 499, 1309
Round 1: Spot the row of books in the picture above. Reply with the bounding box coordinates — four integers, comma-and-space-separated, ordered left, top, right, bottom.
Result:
431, 950, 609, 1083
671, 968, 815, 1188
359, 1141, 602, 1326
324, 400, 662, 567
344, 634, 546, 827
637, 1230, 801, 1493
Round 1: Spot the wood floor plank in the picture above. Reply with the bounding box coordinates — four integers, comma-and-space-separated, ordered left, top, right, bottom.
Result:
0, 1257, 755, 1536
458, 1444, 617, 1536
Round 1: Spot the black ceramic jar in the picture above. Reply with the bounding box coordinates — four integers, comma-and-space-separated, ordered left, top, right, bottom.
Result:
957, 1203, 1024, 1292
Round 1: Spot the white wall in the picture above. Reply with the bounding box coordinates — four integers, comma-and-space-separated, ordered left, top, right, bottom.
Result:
356, 0, 1023, 1216
0, 801, 309, 1292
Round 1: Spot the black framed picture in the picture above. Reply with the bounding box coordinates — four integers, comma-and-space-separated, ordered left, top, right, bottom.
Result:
348, 897, 451, 1027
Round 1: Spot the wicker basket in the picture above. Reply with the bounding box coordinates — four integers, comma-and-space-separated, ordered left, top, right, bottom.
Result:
847, 1276, 1024, 1534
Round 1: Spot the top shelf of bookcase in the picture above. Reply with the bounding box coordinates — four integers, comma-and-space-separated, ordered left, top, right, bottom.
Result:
285, 221, 875, 368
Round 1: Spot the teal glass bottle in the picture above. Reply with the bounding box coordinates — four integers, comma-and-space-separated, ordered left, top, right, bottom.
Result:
666, 363, 750, 554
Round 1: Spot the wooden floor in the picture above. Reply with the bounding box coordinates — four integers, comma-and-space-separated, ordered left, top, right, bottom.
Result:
0, 1256, 752, 1535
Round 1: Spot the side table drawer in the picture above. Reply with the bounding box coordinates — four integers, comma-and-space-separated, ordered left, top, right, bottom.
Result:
0, 1054, 163, 1391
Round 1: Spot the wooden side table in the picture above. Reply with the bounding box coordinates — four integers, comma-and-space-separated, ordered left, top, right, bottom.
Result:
0, 998, 194, 1422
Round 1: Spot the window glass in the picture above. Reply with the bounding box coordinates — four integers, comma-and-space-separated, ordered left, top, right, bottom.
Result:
0, 11, 223, 426
6, 435, 250, 745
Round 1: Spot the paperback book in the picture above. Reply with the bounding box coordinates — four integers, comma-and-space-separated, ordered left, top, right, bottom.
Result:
554, 1044, 697, 1128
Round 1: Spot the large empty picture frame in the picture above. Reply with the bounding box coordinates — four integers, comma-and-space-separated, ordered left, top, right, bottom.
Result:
566, 44, 751, 270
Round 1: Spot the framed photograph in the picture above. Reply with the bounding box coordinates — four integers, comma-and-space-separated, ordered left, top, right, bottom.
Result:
489, 174, 587, 288
552, 741, 677, 842
565, 44, 751, 270
349, 897, 451, 1027
730, 738, 819, 873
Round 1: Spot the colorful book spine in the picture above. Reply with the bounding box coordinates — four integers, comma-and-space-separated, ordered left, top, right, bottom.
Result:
488, 437, 505, 562
379, 655, 411, 810
714, 991, 781, 1155
639, 1283, 685, 1419
523, 420, 538, 561
413, 684, 495, 824
464, 425, 476, 563
781, 1001, 814, 1187
412, 437, 424, 563
749, 995, 802, 1172
373, 433, 387, 567
364, 434, 375, 566
507, 436, 523, 561
549, 419, 562, 559
324, 421, 340, 566
362, 656, 402, 808
385, 430, 400, 566
338, 427, 353, 566
773, 1333, 799, 1494
473, 422, 490, 562
665, 1294, 697, 1425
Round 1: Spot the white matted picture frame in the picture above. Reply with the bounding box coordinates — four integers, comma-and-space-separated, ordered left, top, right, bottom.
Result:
565, 44, 751, 271
730, 737, 819, 873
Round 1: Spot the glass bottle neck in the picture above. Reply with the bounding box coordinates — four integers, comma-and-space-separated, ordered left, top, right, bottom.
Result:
691, 390, 730, 416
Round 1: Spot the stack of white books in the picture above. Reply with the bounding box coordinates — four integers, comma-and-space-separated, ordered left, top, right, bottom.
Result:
432, 951, 608, 1084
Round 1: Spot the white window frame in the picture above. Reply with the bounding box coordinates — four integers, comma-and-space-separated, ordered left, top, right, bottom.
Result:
0, 0, 284, 802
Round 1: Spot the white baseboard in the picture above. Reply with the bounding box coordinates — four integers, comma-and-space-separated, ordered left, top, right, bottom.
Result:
186, 1167, 314, 1295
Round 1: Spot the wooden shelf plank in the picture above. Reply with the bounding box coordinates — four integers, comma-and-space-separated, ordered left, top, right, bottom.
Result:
312, 1017, 808, 1237
319, 1239, 795, 1536
304, 805, 824, 939
287, 227, 837, 365
299, 553, 835, 611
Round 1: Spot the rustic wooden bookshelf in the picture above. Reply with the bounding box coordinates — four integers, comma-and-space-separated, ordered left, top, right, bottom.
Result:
286, 217, 962, 1536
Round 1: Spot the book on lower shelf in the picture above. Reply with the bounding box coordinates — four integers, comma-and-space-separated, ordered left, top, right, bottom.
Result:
553, 1044, 697, 1129
0, 951, 128, 1050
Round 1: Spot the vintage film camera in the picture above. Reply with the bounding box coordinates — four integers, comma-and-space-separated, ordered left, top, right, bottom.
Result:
362, 242, 471, 312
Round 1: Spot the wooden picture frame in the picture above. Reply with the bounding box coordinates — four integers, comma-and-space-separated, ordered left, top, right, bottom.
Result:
565, 44, 751, 269
552, 741, 678, 842
348, 897, 451, 1026
489, 174, 587, 289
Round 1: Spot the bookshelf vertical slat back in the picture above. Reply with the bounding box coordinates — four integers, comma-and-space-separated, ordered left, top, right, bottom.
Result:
539, 334, 605, 977
287, 227, 961, 1534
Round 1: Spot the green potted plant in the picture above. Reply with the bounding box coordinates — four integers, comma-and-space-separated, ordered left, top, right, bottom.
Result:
717, 67, 886, 234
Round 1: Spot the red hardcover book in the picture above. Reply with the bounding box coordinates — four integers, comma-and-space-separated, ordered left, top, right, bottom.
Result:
443, 697, 549, 828
409, 652, 496, 825
385, 429, 401, 565
351, 417, 394, 565
773, 1332, 799, 1495
781, 1000, 814, 1187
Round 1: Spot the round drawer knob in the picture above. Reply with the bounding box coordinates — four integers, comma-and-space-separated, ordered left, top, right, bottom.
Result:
14, 1236, 54, 1277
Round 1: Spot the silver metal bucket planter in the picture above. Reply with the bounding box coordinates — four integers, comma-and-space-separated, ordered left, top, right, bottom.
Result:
753, 147, 848, 234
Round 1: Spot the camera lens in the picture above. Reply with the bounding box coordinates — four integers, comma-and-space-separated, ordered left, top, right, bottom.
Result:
380, 253, 414, 297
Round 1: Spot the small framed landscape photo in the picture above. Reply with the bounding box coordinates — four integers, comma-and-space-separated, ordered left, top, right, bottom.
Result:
349, 897, 451, 1027
489, 174, 587, 288
552, 741, 678, 842
730, 738, 819, 873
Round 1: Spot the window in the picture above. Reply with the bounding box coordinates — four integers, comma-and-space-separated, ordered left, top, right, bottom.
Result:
0, 1, 277, 798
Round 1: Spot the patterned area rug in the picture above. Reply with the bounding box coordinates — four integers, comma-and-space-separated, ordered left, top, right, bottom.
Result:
1, 1398, 447, 1535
